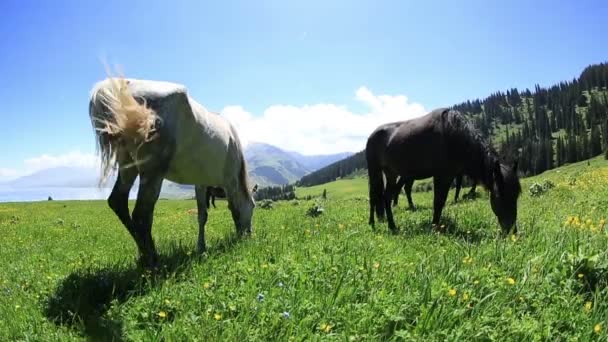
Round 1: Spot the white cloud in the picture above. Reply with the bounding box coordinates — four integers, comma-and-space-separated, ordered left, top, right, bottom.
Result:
0, 151, 99, 182
223, 86, 426, 155
23, 151, 98, 172
0, 168, 20, 182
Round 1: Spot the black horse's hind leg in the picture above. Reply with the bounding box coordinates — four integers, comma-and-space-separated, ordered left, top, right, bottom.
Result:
195, 186, 208, 254
432, 176, 454, 228
131, 175, 164, 268
205, 189, 216, 209
392, 177, 404, 207
454, 174, 463, 202
384, 172, 399, 233
403, 177, 415, 210
468, 181, 477, 197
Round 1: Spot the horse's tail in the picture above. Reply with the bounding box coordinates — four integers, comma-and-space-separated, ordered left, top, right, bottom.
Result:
89, 77, 158, 185
366, 135, 385, 225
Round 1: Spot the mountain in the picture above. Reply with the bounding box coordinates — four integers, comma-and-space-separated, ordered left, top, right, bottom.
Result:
7, 166, 106, 188
299, 62, 608, 187
2, 143, 352, 198
244, 142, 353, 187
287, 151, 353, 171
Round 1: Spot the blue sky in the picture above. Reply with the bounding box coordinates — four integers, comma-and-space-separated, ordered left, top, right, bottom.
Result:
0, 0, 607, 179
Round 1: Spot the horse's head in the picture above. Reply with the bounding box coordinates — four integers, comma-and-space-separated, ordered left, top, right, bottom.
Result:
489, 161, 521, 233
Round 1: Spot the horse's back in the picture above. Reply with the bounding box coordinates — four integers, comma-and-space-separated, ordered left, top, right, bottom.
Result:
371, 108, 464, 177
166, 96, 243, 186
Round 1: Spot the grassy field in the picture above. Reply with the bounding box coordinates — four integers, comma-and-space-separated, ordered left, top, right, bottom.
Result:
2, 157, 608, 340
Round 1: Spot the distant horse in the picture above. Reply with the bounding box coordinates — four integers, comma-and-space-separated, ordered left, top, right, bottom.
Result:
392, 174, 477, 208
89, 77, 255, 268
367, 108, 520, 233
206, 186, 226, 208
207, 184, 258, 208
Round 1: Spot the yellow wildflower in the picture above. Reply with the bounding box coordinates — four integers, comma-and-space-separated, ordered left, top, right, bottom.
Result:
338, 223, 345, 230
585, 301, 593, 312
586, 219, 593, 226
373, 262, 380, 269
595, 323, 602, 334
473, 280, 480, 285
578, 273, 584, 279
320, 323, 333, 333
158, 311, 167, 318
448, 288, 457, 297
507, 277, 516, 285
462, 292, 470, 301
214, 313, 222, 321
164, 299, 171, 305
510, 234, 518, 242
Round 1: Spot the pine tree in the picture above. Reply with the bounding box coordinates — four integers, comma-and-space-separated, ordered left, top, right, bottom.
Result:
591, 124, 602, 156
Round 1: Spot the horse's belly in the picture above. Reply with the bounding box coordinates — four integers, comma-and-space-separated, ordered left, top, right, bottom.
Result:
165, 152, 226, 186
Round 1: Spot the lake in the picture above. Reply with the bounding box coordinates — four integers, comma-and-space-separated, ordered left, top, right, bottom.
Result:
0, 186, 136, 203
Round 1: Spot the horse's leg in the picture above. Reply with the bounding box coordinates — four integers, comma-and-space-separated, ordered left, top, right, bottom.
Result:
194, 186, 209, 254
108, 166, 137, 241
469, 180, 477, 196
393, 177, 403, 207
432, 176, 454, 227
131, 175, 164, 268
211, 194, 216, 208
384, 172, 399, 233
404, 177, 415, 210
454, 174, 463, 202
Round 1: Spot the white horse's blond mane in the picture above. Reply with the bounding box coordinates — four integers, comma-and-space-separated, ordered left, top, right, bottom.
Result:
90, 77, 159, 184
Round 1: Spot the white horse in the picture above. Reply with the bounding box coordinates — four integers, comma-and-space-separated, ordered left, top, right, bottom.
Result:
89, 77, 255, 268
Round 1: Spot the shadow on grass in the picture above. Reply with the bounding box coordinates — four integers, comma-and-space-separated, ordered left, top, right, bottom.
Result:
44, 233, 242, 341
374, 215, 489, 244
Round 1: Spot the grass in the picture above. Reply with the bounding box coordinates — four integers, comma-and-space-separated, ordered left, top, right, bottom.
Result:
2, 157, 608, 340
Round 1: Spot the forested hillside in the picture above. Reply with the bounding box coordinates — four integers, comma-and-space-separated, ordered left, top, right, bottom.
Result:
297, 151, 366, 187
298, 62, 608, 187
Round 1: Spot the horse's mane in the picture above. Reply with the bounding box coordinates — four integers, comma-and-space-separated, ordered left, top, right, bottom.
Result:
440, 109, 499, 189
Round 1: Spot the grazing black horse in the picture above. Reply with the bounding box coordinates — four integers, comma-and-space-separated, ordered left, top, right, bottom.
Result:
208, 184, 257, 208
206, 186, 226, 209
367, 108, 521, 233
392, 174, 477, 208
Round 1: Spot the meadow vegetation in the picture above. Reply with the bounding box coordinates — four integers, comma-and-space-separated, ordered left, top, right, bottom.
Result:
1, 157, 608, 340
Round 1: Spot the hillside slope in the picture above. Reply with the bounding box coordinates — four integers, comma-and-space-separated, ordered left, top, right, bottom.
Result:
245, 142, 352, 187
298, 62, 608, 187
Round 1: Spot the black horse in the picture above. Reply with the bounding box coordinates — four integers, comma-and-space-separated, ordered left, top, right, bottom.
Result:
207, 184, 257, 208
392, 174, 477, 209
206, 186, 227, 208
366, 108, 520, 233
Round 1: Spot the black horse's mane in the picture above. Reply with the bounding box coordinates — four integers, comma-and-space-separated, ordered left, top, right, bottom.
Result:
441, 109, 499, 189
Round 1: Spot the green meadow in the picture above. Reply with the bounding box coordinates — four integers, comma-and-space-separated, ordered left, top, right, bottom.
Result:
1, 157, 608, 340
